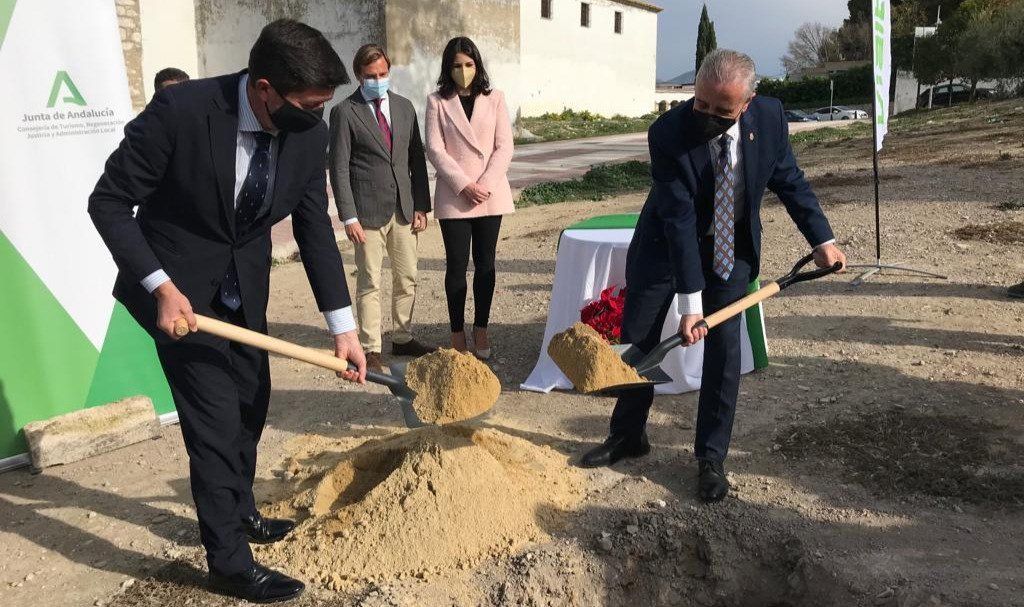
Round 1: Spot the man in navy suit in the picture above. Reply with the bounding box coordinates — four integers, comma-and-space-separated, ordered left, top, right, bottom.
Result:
579, 50, 847, 503
89, 20, 366, 603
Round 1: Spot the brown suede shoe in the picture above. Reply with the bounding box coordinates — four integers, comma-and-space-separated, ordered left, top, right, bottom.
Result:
391, 339, 437, 357
365, 352, 384, 373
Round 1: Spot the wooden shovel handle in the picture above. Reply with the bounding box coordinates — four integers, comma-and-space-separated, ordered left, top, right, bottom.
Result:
698, 281, 781, 330
174, 314, 348, 374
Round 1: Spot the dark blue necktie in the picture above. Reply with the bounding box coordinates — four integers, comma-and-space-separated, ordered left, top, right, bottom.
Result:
220, 131, 272, 311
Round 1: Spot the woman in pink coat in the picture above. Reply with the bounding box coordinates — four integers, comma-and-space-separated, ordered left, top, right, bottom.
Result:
425, 36, 514, 359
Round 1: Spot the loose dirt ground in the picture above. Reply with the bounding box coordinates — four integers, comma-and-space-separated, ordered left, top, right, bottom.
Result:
1, 102, 1023, 606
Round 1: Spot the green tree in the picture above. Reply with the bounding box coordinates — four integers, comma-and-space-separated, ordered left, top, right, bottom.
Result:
996, 1, 1024, 80
695, 4, 717, 74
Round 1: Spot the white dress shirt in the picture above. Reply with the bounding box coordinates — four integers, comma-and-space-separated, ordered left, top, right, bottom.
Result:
343, 91, 392, 227
141, 74, 355, 335
677, 122, 834, 316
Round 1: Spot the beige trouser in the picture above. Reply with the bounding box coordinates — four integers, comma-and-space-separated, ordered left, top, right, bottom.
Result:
353, 214, 418, 353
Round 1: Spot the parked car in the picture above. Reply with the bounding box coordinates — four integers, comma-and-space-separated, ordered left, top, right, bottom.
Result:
785, 109, 812, 122
917, 83, 994, 108
809, 106, 869, 121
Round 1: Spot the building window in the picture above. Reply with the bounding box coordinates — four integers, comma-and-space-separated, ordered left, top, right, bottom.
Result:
581, 3, 590, 27
614, 11, 623, 33
542, 0, 552, 19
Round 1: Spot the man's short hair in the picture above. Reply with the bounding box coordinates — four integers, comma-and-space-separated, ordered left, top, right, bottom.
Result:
248, 19, 350, 94
696, 49, 757, 97
154, 67, 189, 91
352, 43, 391, 78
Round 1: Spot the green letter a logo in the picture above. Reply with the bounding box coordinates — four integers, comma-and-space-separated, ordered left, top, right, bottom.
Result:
47, 70, 86, 108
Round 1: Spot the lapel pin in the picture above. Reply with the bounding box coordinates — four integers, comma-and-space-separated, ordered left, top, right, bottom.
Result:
749, 132, 755, 141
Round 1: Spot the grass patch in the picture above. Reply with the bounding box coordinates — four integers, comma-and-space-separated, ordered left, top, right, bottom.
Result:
517, 109, 657, 145
953, 220, 1024, 244
790, 122, 872, 146
779, 409, 1024, 506
517, 161, 651, 207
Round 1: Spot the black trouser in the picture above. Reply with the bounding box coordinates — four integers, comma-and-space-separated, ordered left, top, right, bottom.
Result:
155, 300, 270, 575
610, 235, 754, 463
438, 215, 503, 333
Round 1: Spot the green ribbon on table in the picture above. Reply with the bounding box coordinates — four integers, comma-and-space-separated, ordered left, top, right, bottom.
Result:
560, 213, 770, 370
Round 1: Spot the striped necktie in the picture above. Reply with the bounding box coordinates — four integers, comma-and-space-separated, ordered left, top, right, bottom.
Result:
712, 133, 735, 281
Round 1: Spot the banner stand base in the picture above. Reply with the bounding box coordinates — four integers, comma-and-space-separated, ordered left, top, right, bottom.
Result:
0, 411, 181, 474
848, 261, 948, 286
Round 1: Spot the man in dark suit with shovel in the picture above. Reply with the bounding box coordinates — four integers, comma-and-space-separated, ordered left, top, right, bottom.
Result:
579, 49, 847, 503
89, 19, 365, 603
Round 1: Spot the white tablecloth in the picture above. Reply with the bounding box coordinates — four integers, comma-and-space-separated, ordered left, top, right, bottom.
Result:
521, 228, 758, 395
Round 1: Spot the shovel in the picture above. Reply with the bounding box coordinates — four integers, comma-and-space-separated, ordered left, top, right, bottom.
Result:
174, 315, 424, 428
594, 253, 843, 394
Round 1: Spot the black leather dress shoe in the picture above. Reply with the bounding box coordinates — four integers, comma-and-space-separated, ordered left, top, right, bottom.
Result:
243, 514, 295, 545
697, 459, 729, 503
578, 432, 651, 468
209, 563, 304, 604
391, 338, 437, 357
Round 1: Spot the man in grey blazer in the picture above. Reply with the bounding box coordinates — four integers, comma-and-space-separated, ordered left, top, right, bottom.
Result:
329, 44, 434, 371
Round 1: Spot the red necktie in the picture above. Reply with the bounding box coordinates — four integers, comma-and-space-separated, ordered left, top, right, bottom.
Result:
373, 98, 392, 153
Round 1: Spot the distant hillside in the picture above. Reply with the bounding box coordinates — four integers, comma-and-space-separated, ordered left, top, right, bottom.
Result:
658, 69, 696, 86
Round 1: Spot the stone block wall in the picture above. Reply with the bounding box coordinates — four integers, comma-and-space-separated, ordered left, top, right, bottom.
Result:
116, 0, 146, 111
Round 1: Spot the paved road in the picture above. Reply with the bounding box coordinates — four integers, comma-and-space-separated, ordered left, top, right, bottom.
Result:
270, 119, 861, 259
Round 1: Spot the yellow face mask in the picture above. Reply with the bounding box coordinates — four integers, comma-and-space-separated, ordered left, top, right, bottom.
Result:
451, 66, 477, 90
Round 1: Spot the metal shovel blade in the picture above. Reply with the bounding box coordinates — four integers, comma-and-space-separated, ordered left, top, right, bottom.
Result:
380, 362, 424, 428
582, 343, 674, 395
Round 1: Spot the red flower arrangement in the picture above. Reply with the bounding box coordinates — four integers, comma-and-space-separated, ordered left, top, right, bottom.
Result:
581, 285, 626, 344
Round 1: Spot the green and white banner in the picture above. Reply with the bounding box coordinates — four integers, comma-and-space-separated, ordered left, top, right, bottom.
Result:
872, 0, 891, 150
0, 0, 173, 463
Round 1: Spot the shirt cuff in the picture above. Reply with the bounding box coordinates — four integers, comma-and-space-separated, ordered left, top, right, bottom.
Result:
676, 291, 703, 316
141, 269, 171, 293
814, 238, 836, 249
343, 218, 360, 226
324, 307, 356, 335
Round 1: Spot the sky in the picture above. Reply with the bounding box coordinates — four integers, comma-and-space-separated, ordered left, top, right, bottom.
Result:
656, 0, 851, 80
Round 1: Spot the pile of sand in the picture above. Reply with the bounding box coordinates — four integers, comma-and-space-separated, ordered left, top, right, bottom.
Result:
547, 322, 643, 393
405, 349, 500, 424
257, 425, 582, 589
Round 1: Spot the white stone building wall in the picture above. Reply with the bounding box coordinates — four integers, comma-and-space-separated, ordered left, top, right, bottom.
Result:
129, 0, 659, 122
139, 0, 200, 101
518, 0, 658, 118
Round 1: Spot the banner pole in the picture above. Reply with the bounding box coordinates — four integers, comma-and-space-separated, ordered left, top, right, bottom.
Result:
850, 0, 947, 285
871, 52, 882, 266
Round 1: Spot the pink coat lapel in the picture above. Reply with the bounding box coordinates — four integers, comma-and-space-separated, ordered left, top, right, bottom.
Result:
441, 94, 484, 154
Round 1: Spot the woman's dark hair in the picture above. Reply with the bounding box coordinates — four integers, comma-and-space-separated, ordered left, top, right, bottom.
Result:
249, 19, 350, 94
436, 36, 492, 99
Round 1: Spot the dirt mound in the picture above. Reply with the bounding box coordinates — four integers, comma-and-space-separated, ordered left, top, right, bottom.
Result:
779, 409, 1024, 506
952, 220, 1024, 244
548, 322, 643, 393
405, 349, 500, 424
257, 425, 583, 589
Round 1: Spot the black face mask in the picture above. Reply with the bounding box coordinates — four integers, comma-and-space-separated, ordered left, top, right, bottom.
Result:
691, 108, 737, 143
266, 93, 324, 133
